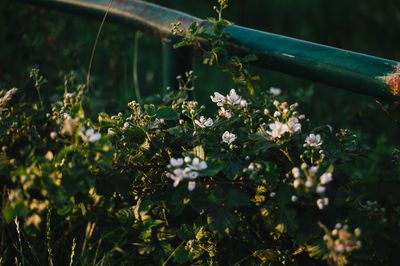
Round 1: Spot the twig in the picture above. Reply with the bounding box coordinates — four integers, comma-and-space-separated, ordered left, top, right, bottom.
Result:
86, 0, 114, 93
375, 100, 400, 127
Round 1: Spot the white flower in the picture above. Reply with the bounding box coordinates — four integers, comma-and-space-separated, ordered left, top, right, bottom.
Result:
184, 156, 191, 163
305, 133, 323, 148
248, 162, 255, 171
123, 122, 130, 129
335, 223, 342, 229
80, 127, 101, 143
219, 107, 232, 119
188, 181, 196, 191
263, 108, 269, 115
50, 132, 57, 139
210, 92, 225, 106
168, 173, 182, 187
291, 195, 298, 202
170, 158, 184, 167
226, 89, 241, 105
334, 244, 345, 253
269, 87, 281, 96
188, 171, 199, 179
316, 186, 326, 193
267, 121, 288, 139
298, 114, 305, 120
317, 199, 325, 209
317, 197, 329, 209
287, 117, 301, 133
173, 168, 186, 179
107, 128, 115, 135
320, 173, 333, 184
195, 116, 213, 128
222, 131, 236, 144
301, 162, 308, 170
310, 166, 319, 174
293, 179, 300, 188
270, 192, 276, 198
240, 100, 247, 107
305, 179, 313, 188
189, 158, 207, 171
273, 111, 281, 117
292, 167, 300, 178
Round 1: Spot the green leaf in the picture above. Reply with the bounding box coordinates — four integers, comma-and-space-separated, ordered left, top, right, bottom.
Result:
125, 126, 146, 144
144, 104, 156, 116
223, 160, 243, 179
225, 189, 250, 208
177, 224, 194, 241
70, 103, 84, 118
98, 112, 114, 127
168, 126, 183, 137
207, 208, 237, 234
156, 107, 179, 120
193, 145, 205, 160
174, 245, 189, 264
188, 21, 199, 33
199, 159, 223, 177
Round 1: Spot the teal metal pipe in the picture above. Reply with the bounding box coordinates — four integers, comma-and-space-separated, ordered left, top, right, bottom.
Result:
19, 0, 400, 101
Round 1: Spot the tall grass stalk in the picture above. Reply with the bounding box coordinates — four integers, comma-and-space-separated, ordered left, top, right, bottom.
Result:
46, 208, 53, 266
13, 218, 24, 266
70, 237, 76, 266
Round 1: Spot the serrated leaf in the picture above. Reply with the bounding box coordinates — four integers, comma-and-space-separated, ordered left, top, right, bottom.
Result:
156, 107, 179, 120
207, 208, 237, 234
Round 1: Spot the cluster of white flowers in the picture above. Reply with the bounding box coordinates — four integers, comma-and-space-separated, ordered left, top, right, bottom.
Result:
166, 156, 207, 191
323, 224, 362, 254
79, 126, 101, 143
181, 101, 200, 116
264, 101, 303, 140
291, 162, 333, 209
195, 116, 213, 128
222, 131, 236, 144
211, 89, 247, 119
304, 133, 323, 148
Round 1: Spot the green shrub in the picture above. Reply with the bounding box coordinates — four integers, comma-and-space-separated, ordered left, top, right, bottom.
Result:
1, 1, 400, 265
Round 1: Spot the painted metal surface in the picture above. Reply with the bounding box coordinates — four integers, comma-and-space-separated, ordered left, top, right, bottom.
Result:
19, 0, 400, 100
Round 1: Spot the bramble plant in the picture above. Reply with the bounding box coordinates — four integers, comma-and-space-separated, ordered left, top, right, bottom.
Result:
1, 1, 400, 265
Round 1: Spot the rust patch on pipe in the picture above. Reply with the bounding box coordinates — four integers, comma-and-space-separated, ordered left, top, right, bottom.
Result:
382, 64, 400, 96
282, 53, 295, 58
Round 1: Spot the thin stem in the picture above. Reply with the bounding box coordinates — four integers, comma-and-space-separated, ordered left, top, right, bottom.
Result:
133, 31, 142, 103
14, 217, 24, 266
35, 84, 44, 110
280, 147, 293, 164
46, 208, 53, 266
86, 0, 113, 93
162, 241, 185, 266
